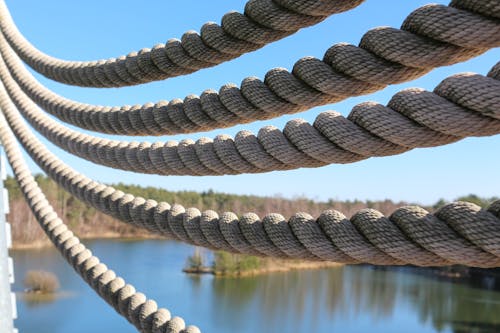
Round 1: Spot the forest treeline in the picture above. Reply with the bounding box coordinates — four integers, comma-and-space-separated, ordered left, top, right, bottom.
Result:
5, 175, 498, 248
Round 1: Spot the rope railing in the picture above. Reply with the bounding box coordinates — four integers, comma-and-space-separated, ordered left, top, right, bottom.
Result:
1, 1, 500, 332
2, 49, 499, 176
0, 0, 365, 87
0, 0, 498, 136
0, 111, 200, 333
2, 83, 500, 268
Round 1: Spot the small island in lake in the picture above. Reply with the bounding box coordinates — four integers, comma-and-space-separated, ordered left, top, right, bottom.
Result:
183, 247, 341, 277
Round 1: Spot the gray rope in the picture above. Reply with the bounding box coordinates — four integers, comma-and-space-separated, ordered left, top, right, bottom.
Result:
0, 0, 364, 87
1, 0, 499, 136
2, 48, 499, 176
0, 112, 200, 333
2, 81, 500, 268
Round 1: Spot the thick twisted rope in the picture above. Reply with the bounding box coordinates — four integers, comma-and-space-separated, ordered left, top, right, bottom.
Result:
0, 0, 364, 87
2, 82, 500, 268
0, 113, 200, 333
2, 47, 499, 176
1, 0, 499, 136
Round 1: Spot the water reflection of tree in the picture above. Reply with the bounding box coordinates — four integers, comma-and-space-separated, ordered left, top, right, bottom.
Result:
211, 265, 500, 332
21, 290, 77, 308
404, 277, 500, 332
211, 266, 398, 328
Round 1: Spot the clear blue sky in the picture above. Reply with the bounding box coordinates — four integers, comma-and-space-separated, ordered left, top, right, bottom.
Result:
4, 0, 500, 205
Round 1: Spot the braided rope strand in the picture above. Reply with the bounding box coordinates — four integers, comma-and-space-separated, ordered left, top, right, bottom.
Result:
0, 0, 365, 87
2, 49, 499, 176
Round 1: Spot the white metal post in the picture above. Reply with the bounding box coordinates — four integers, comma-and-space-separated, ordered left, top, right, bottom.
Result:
0, 147, 16, 332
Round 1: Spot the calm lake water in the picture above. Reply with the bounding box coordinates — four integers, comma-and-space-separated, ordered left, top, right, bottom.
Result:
10, 240, 500, 333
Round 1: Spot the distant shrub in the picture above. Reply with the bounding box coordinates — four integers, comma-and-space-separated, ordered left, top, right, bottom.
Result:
213, 251, 238, 274
24, 270, 60, 293
455, 194, 499, 208
238, 255, 261, 272
185, 247, 206, 270
213, 251, 262, 275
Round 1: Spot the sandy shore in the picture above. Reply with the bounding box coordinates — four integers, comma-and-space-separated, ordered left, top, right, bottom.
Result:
11, 233, 163, 250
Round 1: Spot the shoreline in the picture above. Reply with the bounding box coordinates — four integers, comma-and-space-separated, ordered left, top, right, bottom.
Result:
11, 233, 163, 250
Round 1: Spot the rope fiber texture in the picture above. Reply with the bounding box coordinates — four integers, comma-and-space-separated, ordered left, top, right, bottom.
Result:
0, 0, 498, 136
0, 0, 365, 87
2, 48, 499, 176
2, 82, 500, 268
0, 112, 200, 333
